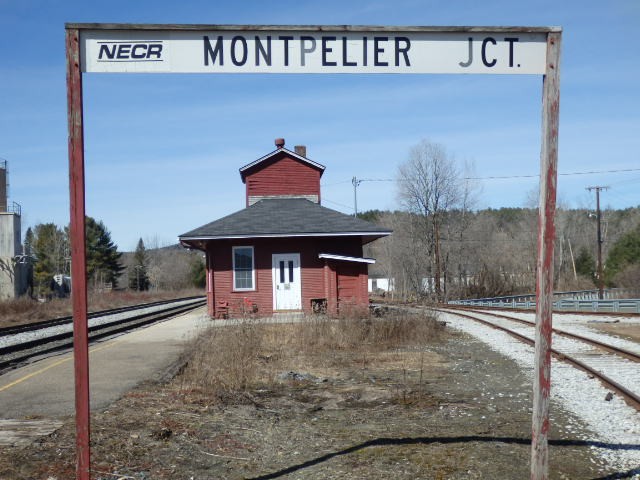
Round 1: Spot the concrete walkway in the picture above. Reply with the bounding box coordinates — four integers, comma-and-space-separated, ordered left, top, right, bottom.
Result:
0, 308, 311, 445
0, 307, 209, 420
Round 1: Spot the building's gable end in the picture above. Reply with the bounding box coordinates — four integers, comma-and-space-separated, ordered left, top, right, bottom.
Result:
243, 152, 322, 206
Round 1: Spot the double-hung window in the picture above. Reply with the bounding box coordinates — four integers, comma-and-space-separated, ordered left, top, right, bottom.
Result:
233, 246, 254, 290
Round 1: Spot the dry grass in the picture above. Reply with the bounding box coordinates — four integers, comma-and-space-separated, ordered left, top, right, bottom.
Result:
178, 319, 266, 401
0, 288, 204, 328
0, 296, 71, 326
178, 309, 444, 402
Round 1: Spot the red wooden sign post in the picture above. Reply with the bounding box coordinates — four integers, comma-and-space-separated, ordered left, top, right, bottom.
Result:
531, 31, 561, 480
66, 26, 91, 479
66, 24, 560, 480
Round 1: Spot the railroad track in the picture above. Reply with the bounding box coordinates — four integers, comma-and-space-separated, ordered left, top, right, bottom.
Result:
0, 296, 206, 373
435, 305, 640, 411
0, 296, 205, 337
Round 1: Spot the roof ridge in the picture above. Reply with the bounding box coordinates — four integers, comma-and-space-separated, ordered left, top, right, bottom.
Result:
179, 197, 391, 241
239, 147, 326, 178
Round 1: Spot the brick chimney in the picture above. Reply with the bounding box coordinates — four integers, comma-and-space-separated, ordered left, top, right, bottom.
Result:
294, 145, 307, 157
275, 138, 285, 149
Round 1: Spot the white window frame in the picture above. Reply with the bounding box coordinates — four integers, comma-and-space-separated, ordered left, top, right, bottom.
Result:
232, 246, 255, 291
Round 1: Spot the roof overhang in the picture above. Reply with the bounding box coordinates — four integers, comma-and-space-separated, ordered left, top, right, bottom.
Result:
319, 253, 375, 264
239, 147, 325, 183
180, 231, 390, 242
179, 239, 208, 251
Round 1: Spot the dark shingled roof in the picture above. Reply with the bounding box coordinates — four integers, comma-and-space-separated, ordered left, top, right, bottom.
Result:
179, 198, 391, 244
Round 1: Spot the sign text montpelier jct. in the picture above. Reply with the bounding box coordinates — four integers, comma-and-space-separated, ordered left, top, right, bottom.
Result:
82, 29, 547, 74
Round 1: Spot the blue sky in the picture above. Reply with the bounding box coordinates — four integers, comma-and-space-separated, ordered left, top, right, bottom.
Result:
1, 1, 638, 250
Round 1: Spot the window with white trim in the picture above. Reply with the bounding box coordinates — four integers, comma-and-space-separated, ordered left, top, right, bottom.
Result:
233, 246, 255, 290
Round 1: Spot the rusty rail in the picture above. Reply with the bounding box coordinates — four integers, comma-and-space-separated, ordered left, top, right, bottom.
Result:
436, 307, 640, 411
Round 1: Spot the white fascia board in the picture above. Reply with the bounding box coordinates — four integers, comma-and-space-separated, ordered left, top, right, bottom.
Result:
318, 253, 376, 264
179, 231, 390, 241
239, 147, 326, 173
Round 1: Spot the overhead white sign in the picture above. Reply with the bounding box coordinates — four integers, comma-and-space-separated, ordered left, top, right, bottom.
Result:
81, 29, 548, 75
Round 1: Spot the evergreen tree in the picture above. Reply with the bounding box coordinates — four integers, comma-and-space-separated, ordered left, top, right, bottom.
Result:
128, 238, 150, 291
22, 226, 35, 296
356, 209, 384, 223
24, 227, 34, 256
189, 255, 206, 288
605, 223, 640, 285
85, 216, 123, 289
28, 218, 123, 295
574, 247, 596, 282
31, 223, 69, 296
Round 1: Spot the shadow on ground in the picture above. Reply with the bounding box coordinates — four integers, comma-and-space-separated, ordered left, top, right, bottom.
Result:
247, 435, 640, 480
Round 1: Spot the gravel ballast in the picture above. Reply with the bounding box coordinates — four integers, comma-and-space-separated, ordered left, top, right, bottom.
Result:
439, 310, 640, 476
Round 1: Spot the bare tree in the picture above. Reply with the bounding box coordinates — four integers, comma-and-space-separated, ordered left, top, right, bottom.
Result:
373, 211, 431, 301
397, 140, 465, 301
440, 160, 481, 299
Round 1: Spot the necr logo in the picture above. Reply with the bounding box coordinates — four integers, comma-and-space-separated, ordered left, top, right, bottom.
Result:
97, 43, 163, 61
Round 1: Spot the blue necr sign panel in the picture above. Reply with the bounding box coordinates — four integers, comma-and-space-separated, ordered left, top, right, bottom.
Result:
81, 29, 548, 75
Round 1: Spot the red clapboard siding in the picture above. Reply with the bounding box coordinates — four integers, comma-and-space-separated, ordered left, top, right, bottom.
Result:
337, 270, 359, 300
206, 237, 366, 317
245, 155, 321, 203
336, 262, 368, 310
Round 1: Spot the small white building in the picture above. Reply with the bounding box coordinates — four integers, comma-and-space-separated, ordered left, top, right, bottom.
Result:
368, 275, 394, 293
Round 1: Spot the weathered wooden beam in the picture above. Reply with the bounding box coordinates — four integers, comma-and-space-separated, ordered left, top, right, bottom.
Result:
65, 23, 561, 33
66, 26, 91, 480
531, 30, 561, 480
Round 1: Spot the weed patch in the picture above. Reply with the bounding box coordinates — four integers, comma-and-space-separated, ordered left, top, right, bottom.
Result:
178, 310, 444, 402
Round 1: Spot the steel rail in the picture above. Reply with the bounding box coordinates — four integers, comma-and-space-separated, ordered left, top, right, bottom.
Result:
0, 298, 205, 372
446, 302, 640, 317
435, 307, 640, 411
0, 295, 205, 336
443, 305, 640, 363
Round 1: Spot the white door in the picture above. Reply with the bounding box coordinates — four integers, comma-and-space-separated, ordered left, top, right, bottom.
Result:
272, 253, 302, 311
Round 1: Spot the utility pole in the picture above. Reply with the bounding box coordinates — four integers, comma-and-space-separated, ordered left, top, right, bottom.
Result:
567, 237, 577, 281
351, 177, 394, 216
352, 176, 362, 217
587, 186, 609, 299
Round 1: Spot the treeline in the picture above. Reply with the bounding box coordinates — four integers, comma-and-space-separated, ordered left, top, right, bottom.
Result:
119, 237, 205, 292
362, 139, 640, 302
24, 217, 122, 297
23, 218, 204, 299
364, 206, 640, 301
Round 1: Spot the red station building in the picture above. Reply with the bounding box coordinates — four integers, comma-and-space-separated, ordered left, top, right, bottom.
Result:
179, 139, 391, 318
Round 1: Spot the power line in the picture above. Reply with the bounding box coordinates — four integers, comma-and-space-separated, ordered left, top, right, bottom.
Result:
465, 167, 640, 181
322, 197, 354, 211
608, 175, 640, 187
355, 178, 394, 182
333, 167, 640, 184
351, 177, 396, 216
320, 180, 353, 187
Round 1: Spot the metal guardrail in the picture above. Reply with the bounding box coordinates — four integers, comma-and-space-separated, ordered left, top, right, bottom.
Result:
8, 201, 21, 216
2, 201, 21, 215
449, 288, 637, 304
555, 299, 640, 313
448, 297, 640, 313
